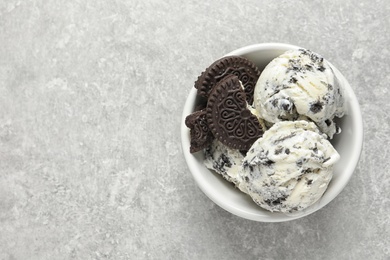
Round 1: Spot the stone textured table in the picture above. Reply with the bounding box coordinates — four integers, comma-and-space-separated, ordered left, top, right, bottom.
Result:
0, 0, 389, 259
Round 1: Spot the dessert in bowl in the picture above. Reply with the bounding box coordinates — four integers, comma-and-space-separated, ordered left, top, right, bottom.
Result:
181, 43, 363, 222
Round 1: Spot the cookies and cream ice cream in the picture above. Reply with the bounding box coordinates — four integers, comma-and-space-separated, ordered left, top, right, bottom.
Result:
238, 121, 339, 212
253, 49, 345, 138
185, 49, 346, 214
204, 139, 245, 186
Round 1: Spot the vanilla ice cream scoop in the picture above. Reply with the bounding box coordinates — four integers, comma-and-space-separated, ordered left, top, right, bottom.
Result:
238, 120, 340, 213
253, 49, 345, 138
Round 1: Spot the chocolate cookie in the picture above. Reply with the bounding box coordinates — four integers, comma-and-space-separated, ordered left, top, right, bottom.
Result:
194, 56, 260, 105
185, 109, 214, 153
206, 75, 264, 150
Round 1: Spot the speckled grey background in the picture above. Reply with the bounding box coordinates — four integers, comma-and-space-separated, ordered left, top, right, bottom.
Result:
0, 0, 389, 259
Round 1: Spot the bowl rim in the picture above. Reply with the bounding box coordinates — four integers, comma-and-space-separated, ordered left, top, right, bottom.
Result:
181, 43, 364, 222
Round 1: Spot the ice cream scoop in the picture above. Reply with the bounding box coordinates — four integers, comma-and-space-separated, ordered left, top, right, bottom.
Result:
238, 120, 340, 213
253, 49, 345, 138
204, 139, 245, 186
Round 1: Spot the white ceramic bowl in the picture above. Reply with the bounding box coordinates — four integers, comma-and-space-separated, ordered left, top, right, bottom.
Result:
181, 43, 363, 222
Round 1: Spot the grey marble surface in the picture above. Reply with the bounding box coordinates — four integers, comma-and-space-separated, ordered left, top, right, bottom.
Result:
0, 0, 389, 259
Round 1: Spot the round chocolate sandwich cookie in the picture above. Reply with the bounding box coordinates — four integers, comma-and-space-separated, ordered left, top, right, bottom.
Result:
206, 75, 264, 151
194, 56, 261, 105
185, 109, 214, 153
